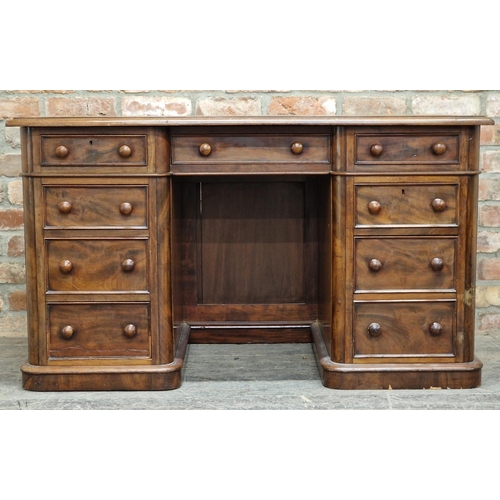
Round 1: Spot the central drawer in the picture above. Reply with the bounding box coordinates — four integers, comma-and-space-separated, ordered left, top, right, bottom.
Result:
170, 132, 331, 173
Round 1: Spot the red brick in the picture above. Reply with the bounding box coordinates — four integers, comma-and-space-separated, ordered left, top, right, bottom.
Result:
46, 97, 117, 117
7, 235, 24, 256
477, 231, 500, 252
481, 124, 500, 146
0, 97, 40, 119
412, 94, 481, 115
343, 96, 406, 115
268, 97, 335, 116
8, 290, 26, 311
123, 97, 191, 116
479, 178, 500, 201
196, 97, 260, 116
479, 205, 500, 226
478, 312, 500, 332
0, 209, 24, 229
0, 155, 22, 177
0, 263, 25, 284
478, 258, 500, 280
482, 150, 500, 173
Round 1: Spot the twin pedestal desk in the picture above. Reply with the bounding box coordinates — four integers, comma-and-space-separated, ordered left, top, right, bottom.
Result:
7, 115, 493, 391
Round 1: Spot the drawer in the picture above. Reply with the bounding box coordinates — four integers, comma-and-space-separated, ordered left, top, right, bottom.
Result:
355, 182, 458, 226
354, 133, 459, 166
44, 185, 148, 228
47, 239, 148, 292
353, 301, 455, 359
48, 303, 150, 358
170, 133, 331, 173
355, 237, 456, 291
40, 133, 148, 166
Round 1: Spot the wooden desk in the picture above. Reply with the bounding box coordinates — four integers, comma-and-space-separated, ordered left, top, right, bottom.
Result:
7, 116, 493, 390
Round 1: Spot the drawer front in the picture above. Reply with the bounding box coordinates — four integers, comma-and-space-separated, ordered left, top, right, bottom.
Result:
355, 237, 456, 291
355, 183, 458, 226
171, 134, 331, 172
44, 185, 148, 228
48, 303, 150, 358
355, 133, 459, 165
47, 239, 148, 292
40, 134, 148, 166
353, 301, 455, 358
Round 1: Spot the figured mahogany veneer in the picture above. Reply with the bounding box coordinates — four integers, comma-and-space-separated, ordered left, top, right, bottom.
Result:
6, 116, 493, 391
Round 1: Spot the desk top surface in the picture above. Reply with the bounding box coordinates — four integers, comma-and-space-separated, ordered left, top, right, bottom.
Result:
6, 115, 494, 127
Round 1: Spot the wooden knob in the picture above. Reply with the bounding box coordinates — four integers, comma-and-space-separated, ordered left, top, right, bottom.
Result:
119, 202, 133, 215
55, 145, 69, 158
121, 259, 135, 272
123, 324, 137, 338
118, 145, 132, 157
429, 322, 443, 336
431, 257, 444, 271
432, 142, 447, 155
61, 325, 74, 339
59, 260, 73, 273
291, 142, 303, 154
431, 198, 447, 212
368, 322, 382, 337
369, 259, 382, 272
368, 200, 382, 215
58, 201, 72, 214
370, 144, 383, 156
199, 143, 212, 156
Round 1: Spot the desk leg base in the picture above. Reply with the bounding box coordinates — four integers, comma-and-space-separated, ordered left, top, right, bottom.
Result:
311, 323, 482, 390
21, 324, 190, 392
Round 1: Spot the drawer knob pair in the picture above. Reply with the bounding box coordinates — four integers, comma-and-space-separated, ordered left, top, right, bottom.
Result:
198, 141, 304, 156
58, 201, 133, 215
369, 257, 444, 272
368, 322, 443, 337
60, 324, 137, 339
370, 143, 447, 157
59, 259, 135, 272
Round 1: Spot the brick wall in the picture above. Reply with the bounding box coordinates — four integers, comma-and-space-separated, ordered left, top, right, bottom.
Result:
1, 90, 499, 336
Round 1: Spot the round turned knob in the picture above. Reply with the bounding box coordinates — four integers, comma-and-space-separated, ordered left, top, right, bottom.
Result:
291, 142, 303, 154
430, 257, 444, 271
121, 259, 135, 272
368, 200, 382, 215
59, 259, 73, 273
119, 202, 133, 215
55, 145, 69, 158
370, 144, 384, 157
429, 322, 443, 336
432, 142, 447, 155
369, 259, 382, 272
118, 145, 132, 158
123, 324, 137, 338
199, 143, 212, 156
431, 198, 447, 212
61, 325, 74, 339
368, 322, 382, 337
57, 201, 72, 214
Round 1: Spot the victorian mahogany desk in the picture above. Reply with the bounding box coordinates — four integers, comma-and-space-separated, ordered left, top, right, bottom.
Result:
6, 115, 493, 390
